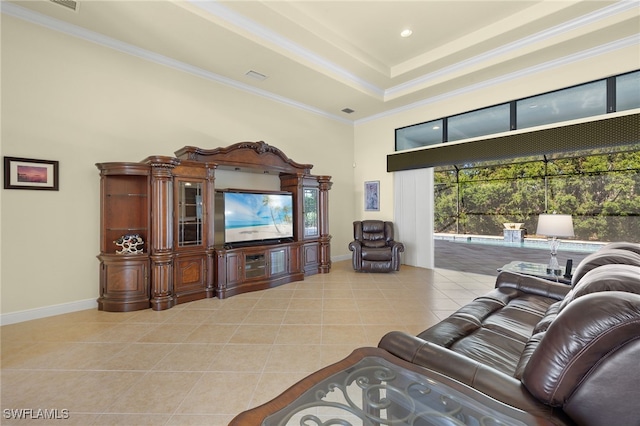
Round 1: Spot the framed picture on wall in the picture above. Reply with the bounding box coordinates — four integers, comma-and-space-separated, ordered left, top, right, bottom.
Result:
4, 157, 59, 191
364, 180, 379, 211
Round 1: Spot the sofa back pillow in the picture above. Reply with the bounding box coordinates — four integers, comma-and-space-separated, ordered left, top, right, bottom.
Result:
358, 220, 393, 248
597, 241, 640, 256
560, 264, 640, 311
570, 248, 640, 286
521, 291, 640, 425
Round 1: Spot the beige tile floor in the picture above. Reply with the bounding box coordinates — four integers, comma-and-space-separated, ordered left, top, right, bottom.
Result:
0, 260, 496, 425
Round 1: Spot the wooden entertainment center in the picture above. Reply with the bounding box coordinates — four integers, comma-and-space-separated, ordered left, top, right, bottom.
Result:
96, 142, 332, 311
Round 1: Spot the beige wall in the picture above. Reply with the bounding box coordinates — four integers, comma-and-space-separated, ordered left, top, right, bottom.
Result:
1, 16, 354, 319
352, 42, 639, 268
352, 43, 640, 219
2, 12, 638, 322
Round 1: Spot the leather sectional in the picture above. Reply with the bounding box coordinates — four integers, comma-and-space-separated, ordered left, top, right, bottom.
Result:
378, 242, 640, 425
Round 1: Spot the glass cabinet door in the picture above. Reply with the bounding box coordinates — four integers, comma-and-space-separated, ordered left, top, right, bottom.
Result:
269, 249, 286, 275
178, 181, 203, 247
303, 188, 319, 238
245, 253, 267, 279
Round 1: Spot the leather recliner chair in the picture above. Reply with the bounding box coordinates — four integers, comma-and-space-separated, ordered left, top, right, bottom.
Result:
348, 220, 404, 272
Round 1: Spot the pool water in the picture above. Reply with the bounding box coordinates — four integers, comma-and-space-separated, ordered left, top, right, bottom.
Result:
435, 234, 605, 254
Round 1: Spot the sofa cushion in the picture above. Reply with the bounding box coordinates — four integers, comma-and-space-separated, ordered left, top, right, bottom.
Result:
417, 295, 509, 344
361, 220, 384, 233
598, 241, 640, 255
361, 260, 393, 272
362, 239, 386, 248
514, 332, 545, 380
521, 291, 640, 425
560, 264, 640, 310
361, 220, 387, 248
519, 265, 640, 381
475, 287, 560, 342
416, 286, 559, 375
449, 328, 526, 375
532, 301, 562, 334
482, 306, 546, 343
495, 271, 570, 300
571, 249, 640, 285
361, 246, 392, 260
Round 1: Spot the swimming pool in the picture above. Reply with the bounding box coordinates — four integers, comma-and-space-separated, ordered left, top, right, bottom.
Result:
434, 233, 606, 253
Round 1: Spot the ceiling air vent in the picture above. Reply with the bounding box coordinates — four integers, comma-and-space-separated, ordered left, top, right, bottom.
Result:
50, 0, 78, 12
341, 108, 355, 114
245, 70, 268, 81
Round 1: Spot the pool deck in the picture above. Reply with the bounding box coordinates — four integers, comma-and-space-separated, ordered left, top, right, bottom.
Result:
434, 239, 593, 277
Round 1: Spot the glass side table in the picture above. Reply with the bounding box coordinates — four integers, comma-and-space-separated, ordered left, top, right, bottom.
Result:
499, 261, 571, 285
230, 347, 545, 426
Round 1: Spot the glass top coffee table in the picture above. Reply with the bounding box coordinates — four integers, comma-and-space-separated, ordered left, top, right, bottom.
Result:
230, 347, 545, 425
499, 261, 571, 285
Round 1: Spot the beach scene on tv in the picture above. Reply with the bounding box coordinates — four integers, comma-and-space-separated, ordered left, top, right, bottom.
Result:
224, 192, 293, 243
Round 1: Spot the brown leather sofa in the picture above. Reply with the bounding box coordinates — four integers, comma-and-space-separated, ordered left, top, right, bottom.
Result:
348, 220, 404, 272
378, 242, 640, 426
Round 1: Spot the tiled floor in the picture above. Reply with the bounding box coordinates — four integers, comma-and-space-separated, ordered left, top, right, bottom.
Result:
1, 260, 496, 425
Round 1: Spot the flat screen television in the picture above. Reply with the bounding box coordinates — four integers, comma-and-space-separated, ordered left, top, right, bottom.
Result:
215, 190, 294, 245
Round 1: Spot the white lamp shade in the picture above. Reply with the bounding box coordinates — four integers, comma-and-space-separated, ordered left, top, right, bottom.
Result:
536, 214, 575, 237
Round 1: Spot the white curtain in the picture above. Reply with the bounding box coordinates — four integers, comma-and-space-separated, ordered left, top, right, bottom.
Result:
393, 168, 434, 269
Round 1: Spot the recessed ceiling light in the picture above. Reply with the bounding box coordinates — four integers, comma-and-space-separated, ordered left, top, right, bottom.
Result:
432, 125, 440, 130
400, 29, 413, 38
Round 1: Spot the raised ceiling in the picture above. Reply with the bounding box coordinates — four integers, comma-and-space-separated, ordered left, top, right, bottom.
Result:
4, 0, 639, 122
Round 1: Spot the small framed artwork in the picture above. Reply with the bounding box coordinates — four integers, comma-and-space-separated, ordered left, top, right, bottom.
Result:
364, 180, 379, 211
4, 157, 59, 191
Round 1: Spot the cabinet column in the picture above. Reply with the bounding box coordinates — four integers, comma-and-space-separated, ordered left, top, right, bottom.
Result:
147, 158, 179, 310
318, 176, 333, 273
205, 165, 217, 298
279, 173, 304, 240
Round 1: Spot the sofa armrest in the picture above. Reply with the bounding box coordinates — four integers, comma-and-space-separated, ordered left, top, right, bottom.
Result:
348, 240, 362, 270
389, 241, 404, 270
496, 271, 571, 300
388, 240, 405, 252
378, 331, 569, 423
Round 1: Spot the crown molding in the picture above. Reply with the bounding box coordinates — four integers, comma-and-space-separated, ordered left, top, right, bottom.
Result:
357, 34, 640, 125
1, 2, 352, 125
192, 0, 637, 101
187, 0, 384, 99
385, 1, 640, 101
2, 1, 638, 125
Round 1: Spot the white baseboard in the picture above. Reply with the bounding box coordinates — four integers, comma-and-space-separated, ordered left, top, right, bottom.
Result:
2, 258, 352, 325
1, 298, 98, 326
331, 254, 351, 262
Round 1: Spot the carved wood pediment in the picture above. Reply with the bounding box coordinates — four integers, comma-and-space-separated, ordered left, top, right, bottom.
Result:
175, 141, 313, 174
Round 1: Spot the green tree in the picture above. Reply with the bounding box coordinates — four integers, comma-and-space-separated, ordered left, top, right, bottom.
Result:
434, 150, 640, 242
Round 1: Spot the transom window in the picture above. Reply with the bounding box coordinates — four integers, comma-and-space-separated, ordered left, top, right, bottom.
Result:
395, 70, 639, 152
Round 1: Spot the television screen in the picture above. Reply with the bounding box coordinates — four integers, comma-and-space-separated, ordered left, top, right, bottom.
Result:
223, 191, 293, 244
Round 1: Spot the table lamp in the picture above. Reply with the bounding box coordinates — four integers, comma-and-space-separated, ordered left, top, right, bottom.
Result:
536, 213, 575, 275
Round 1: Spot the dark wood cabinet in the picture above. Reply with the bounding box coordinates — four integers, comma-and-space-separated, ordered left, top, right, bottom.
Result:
214, 242, 303, 298
302, 242, 320, 275
281, 174, 332, 275
173, 253, 208, 303
97, 142, 331, 311
96, 163, 151, 312
171, 163, 215, 304
98, 254, 149, 312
